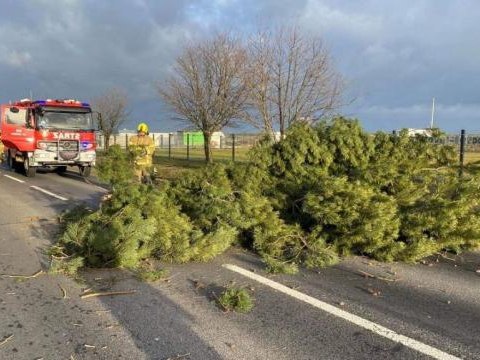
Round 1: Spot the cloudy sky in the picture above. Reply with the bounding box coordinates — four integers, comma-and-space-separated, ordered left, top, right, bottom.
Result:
0, 0, 479, 132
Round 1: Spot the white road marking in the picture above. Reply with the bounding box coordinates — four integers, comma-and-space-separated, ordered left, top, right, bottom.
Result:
30, 186, 68, 201
222, 263, 461, 360
4, 174, 25, 183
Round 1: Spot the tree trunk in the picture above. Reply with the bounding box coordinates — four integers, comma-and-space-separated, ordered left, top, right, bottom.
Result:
203, 131, 213, 163
279, 119, 285, 138
104, 134, 110, 150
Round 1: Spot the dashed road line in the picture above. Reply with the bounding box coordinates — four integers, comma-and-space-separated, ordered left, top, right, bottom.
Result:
30, 186, 68, 201
3, 174, 25, 183
222, 263, 461, 360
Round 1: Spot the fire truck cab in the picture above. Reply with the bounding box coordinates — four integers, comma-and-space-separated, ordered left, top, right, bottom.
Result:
0, 99, 96, 177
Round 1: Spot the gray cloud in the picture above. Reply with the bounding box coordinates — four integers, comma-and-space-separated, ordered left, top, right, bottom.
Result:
0, 0, 478, 132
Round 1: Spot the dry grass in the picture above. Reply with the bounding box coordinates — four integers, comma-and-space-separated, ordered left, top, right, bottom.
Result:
465, 152, 480, 164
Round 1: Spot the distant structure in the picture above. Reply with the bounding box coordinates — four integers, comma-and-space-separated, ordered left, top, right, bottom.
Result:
406, 128, 433, 137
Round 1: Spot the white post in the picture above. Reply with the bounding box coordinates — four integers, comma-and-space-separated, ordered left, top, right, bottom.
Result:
430, 97, 435, 129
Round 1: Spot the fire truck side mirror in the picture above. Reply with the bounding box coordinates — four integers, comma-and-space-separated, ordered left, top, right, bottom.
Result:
9, 107, 19, 113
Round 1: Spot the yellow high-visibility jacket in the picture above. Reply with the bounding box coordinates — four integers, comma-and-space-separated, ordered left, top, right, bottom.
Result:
128, 135, 155, 167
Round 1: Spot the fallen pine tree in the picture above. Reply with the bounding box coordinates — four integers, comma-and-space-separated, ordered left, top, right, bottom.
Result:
50, 118, 480, 275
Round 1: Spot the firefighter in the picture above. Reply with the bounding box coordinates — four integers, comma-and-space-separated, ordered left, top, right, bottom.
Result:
128, 122, 155, 182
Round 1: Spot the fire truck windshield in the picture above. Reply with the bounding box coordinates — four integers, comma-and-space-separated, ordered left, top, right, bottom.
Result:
36, 107, 93, 130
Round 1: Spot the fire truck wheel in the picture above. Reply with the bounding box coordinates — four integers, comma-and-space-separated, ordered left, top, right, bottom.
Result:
56, 166, 67, 174
24, 159, 36, 177
79, 166, 91, 177
7, 152, 17, 172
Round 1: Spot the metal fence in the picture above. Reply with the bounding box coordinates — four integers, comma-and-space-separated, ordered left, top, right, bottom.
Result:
429, 133, 480, 152
96, 132, 264, 161
96, 130, 480, 163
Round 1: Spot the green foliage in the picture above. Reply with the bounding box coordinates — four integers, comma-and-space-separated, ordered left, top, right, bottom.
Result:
57, 204, 156, 269
396, 174, 480, 261
302, 177, 402, 261
218, 287, 254, 313
316, 118, 374, 177
52, 117, 479, 276
49, 256, 84, 276
247, 118, 478, 265
97, 144, 135, 186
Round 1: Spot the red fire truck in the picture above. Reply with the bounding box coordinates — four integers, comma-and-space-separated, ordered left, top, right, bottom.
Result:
0, 99, 96, 177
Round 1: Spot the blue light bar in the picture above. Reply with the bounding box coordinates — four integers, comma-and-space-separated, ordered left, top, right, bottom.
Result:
34, 100, 47, 105
81, 102, 90, 107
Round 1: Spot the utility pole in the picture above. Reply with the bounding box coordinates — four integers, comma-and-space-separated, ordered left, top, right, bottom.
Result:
430, 97, 435, 129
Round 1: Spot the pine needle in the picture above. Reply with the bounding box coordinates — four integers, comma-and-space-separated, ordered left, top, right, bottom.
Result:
58, 284, 68, 299
1, 270, 44, 279
80, 290, 136, 299
0, 334, 13, 347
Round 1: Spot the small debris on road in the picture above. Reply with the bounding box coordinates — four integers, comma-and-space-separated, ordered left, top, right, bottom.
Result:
0, 334, 14, 347
366, 288, 381, 297
357, 270, 397, 282
192, 280, 205, 290
80, 290, 136, 299
58, 284, 68, 299
1, 269, 44, 279
167, 353, 191, 360
84, 344, 96, 349
94, 310, 111, 314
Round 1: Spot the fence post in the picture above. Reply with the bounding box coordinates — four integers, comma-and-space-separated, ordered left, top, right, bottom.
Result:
168, 133, 172, 159
459, 129, 466, 176
187, 133, 190, 161
160, 135, 164, 149
232, 134, 236, 162
125, 133, 128, 149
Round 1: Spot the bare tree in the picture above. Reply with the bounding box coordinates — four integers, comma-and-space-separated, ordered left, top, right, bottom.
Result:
158, 33, 249, 162
246, 26, 344, 137
93, 88, 129, 150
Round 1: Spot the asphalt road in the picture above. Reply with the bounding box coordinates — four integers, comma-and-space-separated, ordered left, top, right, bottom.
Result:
0, 166, 479, 360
